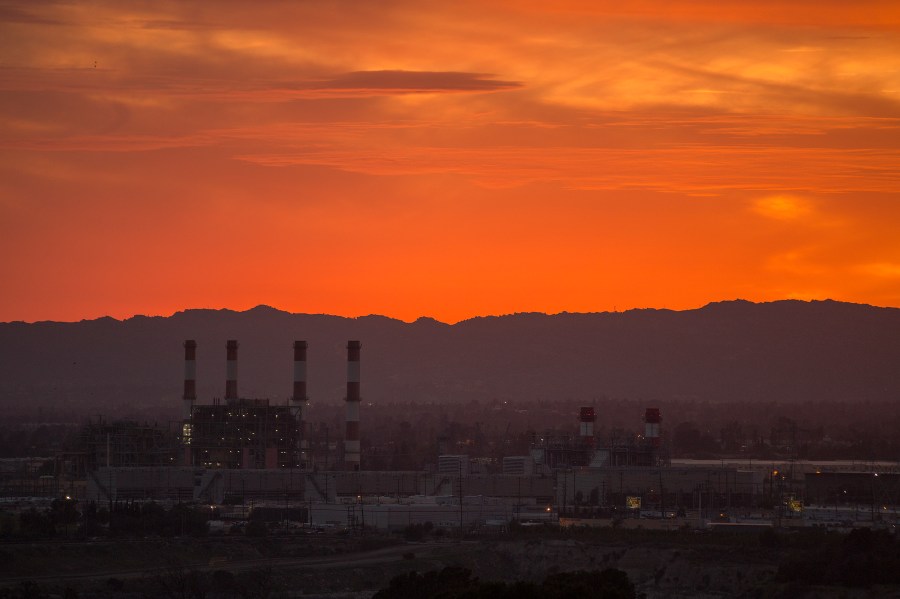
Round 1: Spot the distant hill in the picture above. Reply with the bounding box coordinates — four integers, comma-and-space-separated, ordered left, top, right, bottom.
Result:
0, 300, 897, 420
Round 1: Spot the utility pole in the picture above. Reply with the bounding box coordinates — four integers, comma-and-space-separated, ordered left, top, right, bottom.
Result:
517, 477, 522, 523
872, 473, 878, 523
658, 467, 665, 518
360, 495, 365, 533
698, 485, 703, 528
458, 460, 464, 536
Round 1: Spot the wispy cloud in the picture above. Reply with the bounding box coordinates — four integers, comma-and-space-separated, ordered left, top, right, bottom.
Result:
858, 262, 900, 279
2, 0, 900, 321
234, 142, 900, 194
307, 70, 520, 95
752, 195, 814, 221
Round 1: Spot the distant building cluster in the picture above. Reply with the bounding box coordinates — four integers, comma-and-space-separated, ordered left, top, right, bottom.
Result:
2, 338, 898, 533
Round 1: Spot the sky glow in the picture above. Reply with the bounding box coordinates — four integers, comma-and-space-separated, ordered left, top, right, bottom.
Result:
2, 1, 899, 322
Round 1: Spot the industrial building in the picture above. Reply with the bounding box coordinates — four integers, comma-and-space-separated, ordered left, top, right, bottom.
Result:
182, 340, 304, 469
529, 407, 669, 470
66, 418, 178, 474
438, 455, 470, 476
28, 340, 898, 534
181, 339, 361, 471
556, 466, 763, 513
502, 456, 535, 477
187, 400, 299, 469
84, 467, 553, 507
804, 470, 900, 508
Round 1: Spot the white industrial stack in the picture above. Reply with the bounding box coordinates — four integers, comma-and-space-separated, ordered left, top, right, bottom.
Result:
344, 340, 361, 470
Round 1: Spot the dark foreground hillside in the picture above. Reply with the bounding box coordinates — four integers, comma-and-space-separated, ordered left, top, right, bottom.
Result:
1, 524, 899, 598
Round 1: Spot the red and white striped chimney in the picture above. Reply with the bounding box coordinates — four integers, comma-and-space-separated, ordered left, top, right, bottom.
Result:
292, 341, 307, 404
644, 408, 661, 447
579, 406, 596, 448
344, 340, 361, 470
182, 340, 197, 420
225, 340, 239, 401
292, 341, 308, 450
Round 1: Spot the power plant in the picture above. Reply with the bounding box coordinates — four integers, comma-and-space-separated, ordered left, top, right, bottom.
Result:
182, 340, 300, 469
17, 338, 895, 534
177, 340, 670, 476
181, 340, 365, 471
532, 405, 667, 469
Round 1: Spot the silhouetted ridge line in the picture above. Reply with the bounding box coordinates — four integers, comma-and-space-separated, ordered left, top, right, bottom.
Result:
0, 299, 898, 419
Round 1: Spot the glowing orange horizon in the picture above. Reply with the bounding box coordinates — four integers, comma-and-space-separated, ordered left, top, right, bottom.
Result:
2, 1, 899, 324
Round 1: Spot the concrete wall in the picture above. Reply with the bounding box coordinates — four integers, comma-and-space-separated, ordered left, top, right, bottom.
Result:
309, 499, 523, 531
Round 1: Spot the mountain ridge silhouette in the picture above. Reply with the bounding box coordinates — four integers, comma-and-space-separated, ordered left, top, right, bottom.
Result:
1, 299, 897, 419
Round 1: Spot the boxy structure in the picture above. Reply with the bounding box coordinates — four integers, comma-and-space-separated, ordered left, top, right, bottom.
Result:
183, 340, 302, 469
188, 399, 300, 469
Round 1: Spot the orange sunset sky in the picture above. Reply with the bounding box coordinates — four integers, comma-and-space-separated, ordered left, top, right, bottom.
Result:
2, 1, 900, 323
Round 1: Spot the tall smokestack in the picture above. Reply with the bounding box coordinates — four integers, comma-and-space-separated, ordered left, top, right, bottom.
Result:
225, 340, 239, 401
182, 340, 197, 467
644, 408, 661, 447
292, 341, 307, 404
292, 341, 308, 456
579, 407, 596, 448
345, 340, 361, 470
182, 340, 197, 420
